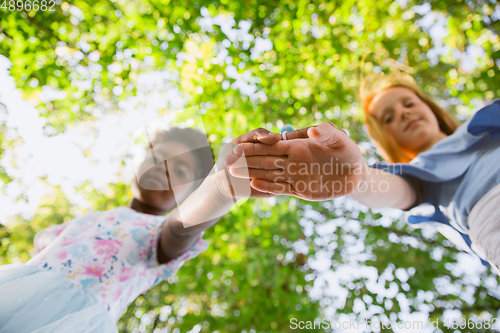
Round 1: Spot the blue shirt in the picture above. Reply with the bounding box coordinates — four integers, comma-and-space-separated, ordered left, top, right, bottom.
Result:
372, 100, 500, 265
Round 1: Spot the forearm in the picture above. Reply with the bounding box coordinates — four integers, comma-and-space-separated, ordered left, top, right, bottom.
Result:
349, 167, 416, 210
158, 171, 235, 262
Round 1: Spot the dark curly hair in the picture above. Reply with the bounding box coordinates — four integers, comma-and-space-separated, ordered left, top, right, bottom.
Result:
149, 127, 215, 182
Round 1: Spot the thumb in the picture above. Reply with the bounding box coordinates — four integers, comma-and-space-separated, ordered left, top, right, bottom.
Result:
307, 123, 348, 148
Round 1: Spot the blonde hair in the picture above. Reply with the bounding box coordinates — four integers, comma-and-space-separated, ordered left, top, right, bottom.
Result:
359, 74, 459, 163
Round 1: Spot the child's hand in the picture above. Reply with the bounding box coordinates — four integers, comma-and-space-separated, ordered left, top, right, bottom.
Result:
173, 126, 325, 229
215, 128, 292, 199
227, 123, 368, 201
231, 127, 282, 145
229, 126, 312, 144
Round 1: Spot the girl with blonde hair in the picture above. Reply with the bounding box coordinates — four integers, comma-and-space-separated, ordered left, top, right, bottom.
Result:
229, 73, 500, 274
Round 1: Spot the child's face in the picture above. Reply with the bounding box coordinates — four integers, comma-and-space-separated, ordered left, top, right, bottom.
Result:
131, 142, 198, 214
369, 86, 447, 157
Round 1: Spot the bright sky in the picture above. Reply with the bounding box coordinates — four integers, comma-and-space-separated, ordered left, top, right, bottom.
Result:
0, 54, 186, 222
0, 9, 276, 223
0, 4, 498, 331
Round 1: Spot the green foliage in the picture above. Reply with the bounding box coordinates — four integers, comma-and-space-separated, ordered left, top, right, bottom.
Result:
0, 182, 75, 264
1, 0, 500, 332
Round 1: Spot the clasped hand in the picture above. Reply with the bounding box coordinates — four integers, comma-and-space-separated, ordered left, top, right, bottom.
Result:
225, 123, 369, 201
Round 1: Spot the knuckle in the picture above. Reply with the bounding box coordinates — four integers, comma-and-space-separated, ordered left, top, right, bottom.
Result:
259, 157, 267, 169
248, 143, 256, 155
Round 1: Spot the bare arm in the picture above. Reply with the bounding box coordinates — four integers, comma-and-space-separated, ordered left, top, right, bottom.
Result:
229, 123, 421, 210
157, 172, 234, 263
349, 166, 418, 210
157, 128, 280, 264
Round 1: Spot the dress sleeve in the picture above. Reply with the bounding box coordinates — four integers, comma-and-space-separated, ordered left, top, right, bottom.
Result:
146, 224, 208, 284
31, 222, 70, 254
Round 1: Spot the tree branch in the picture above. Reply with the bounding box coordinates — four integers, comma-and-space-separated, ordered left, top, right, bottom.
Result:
0, 27, 13, 40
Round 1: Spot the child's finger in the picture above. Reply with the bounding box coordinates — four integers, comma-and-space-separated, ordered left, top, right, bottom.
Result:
256, 132, 282, 144
250, 178, 296, 196
234, 141, 291, 156
248, 188, 279, 198
224, 153, 240, 166
232, 128, 281, 145
280, 127, 312, 140
229, 167, 285, 181
226, 155, 287, 169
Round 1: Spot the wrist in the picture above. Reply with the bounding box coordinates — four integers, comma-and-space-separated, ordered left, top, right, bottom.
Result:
211, 170, 239, 203
171, 171, 236, 232
351, 163, 371, 198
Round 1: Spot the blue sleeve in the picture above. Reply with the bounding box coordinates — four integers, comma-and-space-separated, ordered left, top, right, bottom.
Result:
371, 99, 500, 195
369, 162, 425, 210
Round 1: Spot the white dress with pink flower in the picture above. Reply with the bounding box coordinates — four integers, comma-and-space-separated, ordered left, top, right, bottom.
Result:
0, 206, 207, 332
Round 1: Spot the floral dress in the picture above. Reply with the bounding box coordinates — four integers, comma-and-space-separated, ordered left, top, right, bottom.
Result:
26, 206, 207, 322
